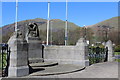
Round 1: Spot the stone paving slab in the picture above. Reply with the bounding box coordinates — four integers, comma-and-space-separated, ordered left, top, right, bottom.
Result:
29, 64, 85, 76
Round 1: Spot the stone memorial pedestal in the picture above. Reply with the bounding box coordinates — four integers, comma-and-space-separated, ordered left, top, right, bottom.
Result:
8, 35, 29, 77
27, 37, 43, 63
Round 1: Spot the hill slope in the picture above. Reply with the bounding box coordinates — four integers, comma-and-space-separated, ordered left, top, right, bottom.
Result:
86, 17, 119, 44
1, 16, 119, 45
87, 17, 119, 31
1, 18, 81, 45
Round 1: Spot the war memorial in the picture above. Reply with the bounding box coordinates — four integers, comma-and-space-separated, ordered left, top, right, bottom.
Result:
0, 22, 116, 78
0, 1, 119, 80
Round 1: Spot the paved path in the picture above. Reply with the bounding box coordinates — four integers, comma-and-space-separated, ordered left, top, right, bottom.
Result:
29, 64, 85, 76
29, 61, 118, 78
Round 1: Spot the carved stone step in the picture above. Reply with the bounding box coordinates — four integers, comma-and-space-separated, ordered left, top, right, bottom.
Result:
29, 62, 58, 67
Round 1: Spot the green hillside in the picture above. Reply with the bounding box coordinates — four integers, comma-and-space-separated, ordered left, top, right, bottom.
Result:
87, 16, 119, 45
2, 18, 81, 45
1, 16, 119, 45
93, 17, 118, 28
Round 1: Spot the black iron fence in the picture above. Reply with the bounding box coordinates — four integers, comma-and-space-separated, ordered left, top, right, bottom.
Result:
89, 46, 108, 65
0, 43, 10, 77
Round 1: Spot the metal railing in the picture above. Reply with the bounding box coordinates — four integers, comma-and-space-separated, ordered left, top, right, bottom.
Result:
0, 43, 10, 77
89, 47, 108, 65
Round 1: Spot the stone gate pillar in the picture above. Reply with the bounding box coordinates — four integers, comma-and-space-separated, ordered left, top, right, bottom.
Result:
105, 40, 114, 62
8, 33, 29, 77
76, 38, 89, 67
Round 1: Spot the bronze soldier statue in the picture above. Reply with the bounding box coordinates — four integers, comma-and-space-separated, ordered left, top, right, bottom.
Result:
27, 23, 39, 37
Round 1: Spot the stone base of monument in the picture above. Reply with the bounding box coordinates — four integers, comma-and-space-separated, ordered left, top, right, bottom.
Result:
27, 37, 43, 63
8, 66, 29, 77
8, 35, 29, 77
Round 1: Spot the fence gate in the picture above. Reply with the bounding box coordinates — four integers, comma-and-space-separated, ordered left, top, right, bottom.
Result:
0, 44, 10, 77
89, 46, 108, 65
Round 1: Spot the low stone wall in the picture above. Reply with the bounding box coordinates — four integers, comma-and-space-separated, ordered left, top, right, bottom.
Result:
44, 38, 89, 67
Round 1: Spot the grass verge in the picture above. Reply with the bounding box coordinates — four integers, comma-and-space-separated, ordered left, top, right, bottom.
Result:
115, 59, 120, 62
114, 52, 120, 55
